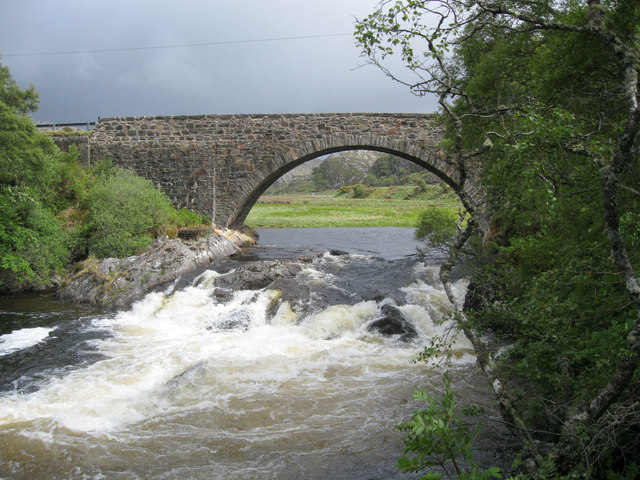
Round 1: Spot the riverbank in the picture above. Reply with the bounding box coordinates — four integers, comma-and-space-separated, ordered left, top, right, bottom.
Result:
56, 228, 256, 310
245, 185, 459, 228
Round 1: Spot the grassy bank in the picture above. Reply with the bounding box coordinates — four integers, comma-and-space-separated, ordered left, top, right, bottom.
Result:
245, 184, 460, 228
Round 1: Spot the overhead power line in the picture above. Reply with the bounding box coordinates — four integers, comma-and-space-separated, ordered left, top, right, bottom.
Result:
3, 33, 352, 58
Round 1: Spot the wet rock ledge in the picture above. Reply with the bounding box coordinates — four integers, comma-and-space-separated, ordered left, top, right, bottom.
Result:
57, 228, 256, 311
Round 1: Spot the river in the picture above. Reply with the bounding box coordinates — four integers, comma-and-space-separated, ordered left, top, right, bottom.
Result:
0, 227, 512, 479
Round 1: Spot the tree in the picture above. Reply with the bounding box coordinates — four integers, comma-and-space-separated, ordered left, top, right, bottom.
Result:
0, 63, 71, 290
356, 1, 640, 476
0, 61, 38, 115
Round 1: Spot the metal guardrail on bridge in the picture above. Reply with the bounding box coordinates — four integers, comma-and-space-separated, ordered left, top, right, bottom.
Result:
36, 121, 96, 131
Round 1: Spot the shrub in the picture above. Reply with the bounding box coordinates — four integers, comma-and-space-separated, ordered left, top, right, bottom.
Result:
415, 178, 429, 194
0, 102, 58, 203
415, 209, 458, 250
84, 167, 174, 258
405, 178, 430, 199
51, 146, 91, 210
173, 208, 210, 227
91, 158, 116, 177
396, 372, 501, 480
352, 183, 369, 198
0, 186, 69, 290
0, 88, 72, 290
336, 185, 354, 196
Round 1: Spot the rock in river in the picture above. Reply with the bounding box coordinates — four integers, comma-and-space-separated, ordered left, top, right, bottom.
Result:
57, 230, 254, 310
366, 303, 418, 342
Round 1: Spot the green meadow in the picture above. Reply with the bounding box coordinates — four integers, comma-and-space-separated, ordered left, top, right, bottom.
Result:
245, 184, 460, 229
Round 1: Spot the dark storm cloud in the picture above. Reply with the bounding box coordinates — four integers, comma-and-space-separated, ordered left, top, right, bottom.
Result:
0, 0, 438, 122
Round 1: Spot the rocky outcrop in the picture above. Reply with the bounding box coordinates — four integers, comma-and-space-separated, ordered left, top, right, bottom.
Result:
214, 259, 308, 291
308, 151, 382, 188
208, 256, 317, 306
57, 230, 254, 310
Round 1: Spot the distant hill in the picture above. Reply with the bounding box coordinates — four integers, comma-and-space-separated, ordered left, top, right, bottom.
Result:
310, 150, 381, 189
266, 150, 437, 194
268, 156, 326, 192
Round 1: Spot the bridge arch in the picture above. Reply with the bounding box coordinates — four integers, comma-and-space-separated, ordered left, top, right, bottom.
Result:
227, 136, 463, 228
61, 113, 487, 232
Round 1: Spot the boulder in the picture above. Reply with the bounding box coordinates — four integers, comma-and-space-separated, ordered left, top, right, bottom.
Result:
366, 303, 418, 342
214, 259, 307, 291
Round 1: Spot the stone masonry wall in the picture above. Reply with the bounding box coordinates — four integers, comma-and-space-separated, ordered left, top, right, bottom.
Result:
50, 113, 487, 230
49, 133, 91, 165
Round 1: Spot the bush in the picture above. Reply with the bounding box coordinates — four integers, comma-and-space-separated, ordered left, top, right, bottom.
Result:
0, 186, 69, 290
352, 183, 369, 198
0, 102, 59, 203
405, 178, 430, 199
173, 208, 210, 227
51, 146, 91, 210
91, 158, 116, 177
415, 178, 429, 193
415, 209, 458, 250
84, 167, 174, 258
336, 185, 354, 196
0, 87, 72, 290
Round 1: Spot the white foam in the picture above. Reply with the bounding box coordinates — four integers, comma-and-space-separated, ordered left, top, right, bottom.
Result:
302, 301, 378, 340
0, 262, 476, 434
0, 327, 55, 356
300, 265, 333, 287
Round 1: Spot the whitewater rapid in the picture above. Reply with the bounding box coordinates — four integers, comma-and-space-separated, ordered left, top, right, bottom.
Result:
0, 248, 496, 479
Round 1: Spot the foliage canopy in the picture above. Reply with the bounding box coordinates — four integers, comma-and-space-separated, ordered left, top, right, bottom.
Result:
356, 0, 640, 477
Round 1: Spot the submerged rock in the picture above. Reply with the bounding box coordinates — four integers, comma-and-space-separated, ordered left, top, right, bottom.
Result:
214, 260, 308, 291
212, 258, 315, 321
366, 303, 418, 342
216, 309, 252, 331
209, 253, 419, 326
57, 231, 252, 310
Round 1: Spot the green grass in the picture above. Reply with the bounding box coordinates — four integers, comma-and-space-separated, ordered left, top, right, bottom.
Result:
246, 185, 461, 228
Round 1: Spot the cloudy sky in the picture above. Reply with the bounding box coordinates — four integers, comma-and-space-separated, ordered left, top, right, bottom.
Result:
0, 0, 439, 123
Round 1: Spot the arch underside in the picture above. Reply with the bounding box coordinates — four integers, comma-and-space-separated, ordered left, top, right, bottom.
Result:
227, 140, 461, 229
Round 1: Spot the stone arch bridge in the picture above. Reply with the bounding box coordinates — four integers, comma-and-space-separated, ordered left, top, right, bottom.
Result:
56, 113, 486, 230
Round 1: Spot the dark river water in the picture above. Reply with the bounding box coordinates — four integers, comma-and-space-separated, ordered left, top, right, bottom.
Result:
0, 227, 512, 479
248, 227, 427, 260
